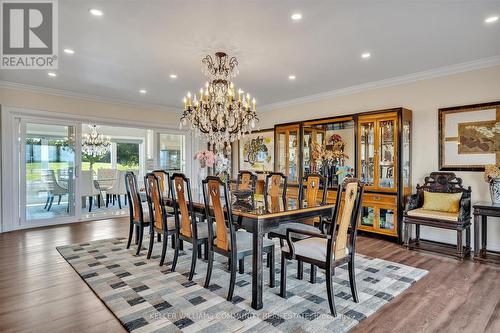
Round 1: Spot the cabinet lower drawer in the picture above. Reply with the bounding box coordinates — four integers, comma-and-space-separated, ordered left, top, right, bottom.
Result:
363, 193, 397, 205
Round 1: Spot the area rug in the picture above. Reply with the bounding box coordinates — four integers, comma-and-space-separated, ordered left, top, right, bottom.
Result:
57, 237, 428, 333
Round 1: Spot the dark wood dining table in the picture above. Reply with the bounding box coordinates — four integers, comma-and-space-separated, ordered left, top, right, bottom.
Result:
141, 190, 335, 310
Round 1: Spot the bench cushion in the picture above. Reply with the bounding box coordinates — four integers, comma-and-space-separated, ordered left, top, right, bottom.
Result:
422, 191, 462, 213
407, 208, 459, 222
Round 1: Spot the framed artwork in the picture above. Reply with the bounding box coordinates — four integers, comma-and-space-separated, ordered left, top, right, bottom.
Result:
238, 129, 274, 172
439, 101, 499, 171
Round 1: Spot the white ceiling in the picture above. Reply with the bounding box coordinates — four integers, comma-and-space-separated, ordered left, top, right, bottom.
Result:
1, 0, 499, 111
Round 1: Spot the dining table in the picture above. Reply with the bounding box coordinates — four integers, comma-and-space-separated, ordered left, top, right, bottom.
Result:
141, 189, 335, 310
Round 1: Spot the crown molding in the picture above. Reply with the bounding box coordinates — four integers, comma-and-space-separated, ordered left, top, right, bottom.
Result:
0, 80, 180, 112
259, 56, 500, 111
2, 56, 499, 113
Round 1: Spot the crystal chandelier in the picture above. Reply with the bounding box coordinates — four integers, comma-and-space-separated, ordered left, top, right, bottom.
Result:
180, 52, 259, 152
82, 124, 111, 159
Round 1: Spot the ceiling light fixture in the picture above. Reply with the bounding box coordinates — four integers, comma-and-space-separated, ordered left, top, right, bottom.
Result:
361, 52, 371, 59
291, 13, 302, 21
139, 89, 147, 94
180, 52, 259, 153
48, 72, 57, 77
89, 8, 103, 16
169, 74, 178, 79
485, 16, 498, 23
63, 48, 75, 55
288, 75, 296, 80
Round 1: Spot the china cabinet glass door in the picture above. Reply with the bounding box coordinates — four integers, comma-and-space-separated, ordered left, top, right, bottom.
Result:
288, 129, 299, 182
276, 125, 300, 182
360, 122, 375, 187
277, 132, 287, 175
378, 119, 397, 191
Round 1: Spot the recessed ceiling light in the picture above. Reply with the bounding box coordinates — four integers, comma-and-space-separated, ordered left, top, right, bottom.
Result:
139, 89, 147, 94
63, 48, 74, 55
48, 72, 57, 77
291, 13, 302, 21
288, 75, 296, 80
169, 74, 177, 79
361, 52, 371, 59
89, 8, 103, 16
485, 16, 498, 23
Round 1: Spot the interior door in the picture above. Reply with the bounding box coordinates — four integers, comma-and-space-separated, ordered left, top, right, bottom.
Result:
19, 118, 81, 227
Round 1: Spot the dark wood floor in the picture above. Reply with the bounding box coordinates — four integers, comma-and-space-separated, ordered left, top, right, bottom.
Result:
0, 218, 499, 333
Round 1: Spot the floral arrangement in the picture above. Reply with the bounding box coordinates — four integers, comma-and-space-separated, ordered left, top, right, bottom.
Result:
484, 164, 500, 183
195, 150, 216, 168
215, 154, 230, 182
311, 134, 349, 166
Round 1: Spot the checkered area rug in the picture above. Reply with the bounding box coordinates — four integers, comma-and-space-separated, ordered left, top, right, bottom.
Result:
57, 237, 427, 333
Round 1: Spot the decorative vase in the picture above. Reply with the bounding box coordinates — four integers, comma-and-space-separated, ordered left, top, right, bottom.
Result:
489, 178, 500, 204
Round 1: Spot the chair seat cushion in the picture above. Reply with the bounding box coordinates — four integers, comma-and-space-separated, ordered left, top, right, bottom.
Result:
224, 230, 274, 252
166, 217, 176, 230
141, 202, 150, 221
192, 222, 213, 239
407, 208, 459, 222
269, 223, 320, 238
282, 237, 349, 262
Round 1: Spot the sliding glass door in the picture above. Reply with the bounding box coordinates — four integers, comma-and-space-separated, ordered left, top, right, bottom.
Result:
20, 119, 80, 225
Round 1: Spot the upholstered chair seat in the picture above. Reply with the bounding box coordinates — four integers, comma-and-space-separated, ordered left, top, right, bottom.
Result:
224, 230, 274, 251
271, 223, 320, 239
282, 237, 350, 262
407, 208, 458, 222
141, 202, 151, 221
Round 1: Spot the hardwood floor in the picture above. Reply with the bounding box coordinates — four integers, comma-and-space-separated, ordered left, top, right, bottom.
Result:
0, 218, 498, 333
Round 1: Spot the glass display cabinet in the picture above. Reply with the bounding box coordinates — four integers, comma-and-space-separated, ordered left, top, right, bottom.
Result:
302, 117, 356, 188
270, 108, 411, 241
357, 109, 412, 238
275, 123, 300, 183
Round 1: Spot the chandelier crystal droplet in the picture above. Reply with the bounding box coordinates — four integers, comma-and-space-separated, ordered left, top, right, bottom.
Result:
180, 52, 259, 151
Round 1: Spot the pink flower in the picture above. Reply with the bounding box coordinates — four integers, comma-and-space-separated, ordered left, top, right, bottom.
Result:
195, 150, 217, 168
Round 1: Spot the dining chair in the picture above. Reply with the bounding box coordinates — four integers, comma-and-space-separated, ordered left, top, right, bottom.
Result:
82, 170, 101, 212
107, 170, 128, 209
202, 176, 275, 301
280, 178, 364, 316
124, 172, 151, 255
170, 173, 212, 280
236, 170, 257, 191
268, 173, 327, 282
262, 172, 287, 219
144, 172, 176, 266
152, 169, 171, 198
151, 170, 177, 247
41, 169, 69, 211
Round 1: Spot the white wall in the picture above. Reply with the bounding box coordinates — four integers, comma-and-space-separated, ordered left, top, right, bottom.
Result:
258, 65, 500, 250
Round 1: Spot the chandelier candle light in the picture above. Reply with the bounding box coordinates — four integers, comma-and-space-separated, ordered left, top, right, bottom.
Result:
82, 125, 111, 170
180, 52, 259, 153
